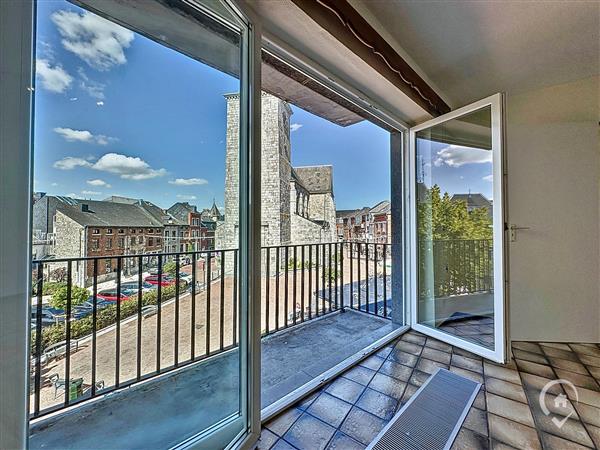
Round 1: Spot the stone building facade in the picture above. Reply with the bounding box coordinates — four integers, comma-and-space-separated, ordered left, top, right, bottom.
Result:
216, 93, 336, 254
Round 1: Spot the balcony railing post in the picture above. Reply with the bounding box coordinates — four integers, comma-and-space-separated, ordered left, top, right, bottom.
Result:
219, 251, 225, 351
365, 244, 369, 314
308, 245, 312, 320
293, 245, 297, 325
175, 256, 180, 366
233, 249, 238, 345
374, 244, 378, 316
340, 242, 344, 312
265, 247, 270, 334
191, 252, 196, 360
156, 254, 162, 373
284, 246, 289, 328
275, 248, 280, 331
383, 244, 387, 318
136, 255, 142, 380
33, 262, 44, 417
301, 245, 305, 322
205, 252, 211, 355
64, 261, 72, 407
92, 259, 99, 394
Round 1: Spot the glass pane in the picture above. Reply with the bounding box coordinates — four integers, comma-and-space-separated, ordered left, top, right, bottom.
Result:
415, 106, 495, 349
29, 0, 247, 448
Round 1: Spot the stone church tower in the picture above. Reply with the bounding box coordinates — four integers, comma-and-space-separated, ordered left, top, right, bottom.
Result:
216, 92, 336, 254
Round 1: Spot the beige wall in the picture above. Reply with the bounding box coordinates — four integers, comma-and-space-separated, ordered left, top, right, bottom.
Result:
506, 76, 599, 342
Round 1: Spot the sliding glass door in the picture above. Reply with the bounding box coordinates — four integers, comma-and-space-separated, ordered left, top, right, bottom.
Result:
409, 94, 505, 362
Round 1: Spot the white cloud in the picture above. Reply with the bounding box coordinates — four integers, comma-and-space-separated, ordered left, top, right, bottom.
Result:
96, 101, 104, 107
51, 10, 134, 71
53, 156, 92, 170
92, 153, 167, 180
53, 127, 116, 145
54, 152, 166, 181
36, 59, 73, 93
482, 174, 494, 182
87, 179, 111, 188
168, 178, 208, 186
81, 190, 101, 196
290, 123, 303, 132
51, 182, 59, 187
176, 194, 197, 201
433, 145, 492, 168
67, 193, 78, 198
77, 67, 105, 99
70, 97, 78, 101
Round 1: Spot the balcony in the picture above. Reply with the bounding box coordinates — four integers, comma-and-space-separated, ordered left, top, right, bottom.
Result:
28, 242, 402, 449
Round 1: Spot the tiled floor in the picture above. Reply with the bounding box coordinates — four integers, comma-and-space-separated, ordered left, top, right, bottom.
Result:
260, 330, 600, 450
439, 315, 495, 349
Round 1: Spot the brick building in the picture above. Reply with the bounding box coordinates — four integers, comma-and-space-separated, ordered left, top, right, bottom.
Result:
167, 201, 222, 251
50, 198, 165, 286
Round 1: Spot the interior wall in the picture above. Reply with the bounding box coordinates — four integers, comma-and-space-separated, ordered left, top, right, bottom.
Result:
506, 76, 599, 343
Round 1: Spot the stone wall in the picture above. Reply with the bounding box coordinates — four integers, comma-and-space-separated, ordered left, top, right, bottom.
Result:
53, 212, 87, 286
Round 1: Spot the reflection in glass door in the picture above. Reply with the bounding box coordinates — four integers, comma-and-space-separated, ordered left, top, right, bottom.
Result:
409, 95, 505, 362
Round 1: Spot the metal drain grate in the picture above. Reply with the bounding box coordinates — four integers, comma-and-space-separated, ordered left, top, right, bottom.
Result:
367, 368, 481, 450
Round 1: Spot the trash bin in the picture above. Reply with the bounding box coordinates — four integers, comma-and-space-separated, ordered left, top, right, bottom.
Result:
69, 378, 84, 401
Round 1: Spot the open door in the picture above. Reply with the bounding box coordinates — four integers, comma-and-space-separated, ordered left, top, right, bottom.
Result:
408, 94, 506, 363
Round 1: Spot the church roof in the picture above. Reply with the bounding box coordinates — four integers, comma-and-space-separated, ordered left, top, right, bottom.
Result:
292, 165, 333, 195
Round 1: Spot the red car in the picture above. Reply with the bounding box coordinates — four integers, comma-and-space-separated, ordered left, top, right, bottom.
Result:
144, 275, 174, 287
97, 289, 130, 302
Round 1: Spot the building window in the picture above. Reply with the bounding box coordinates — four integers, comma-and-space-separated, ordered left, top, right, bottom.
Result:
92, 228, 100, 235
138, 236, 144, 244
148, 228, 153, 234
118, 228, 125, 234
106, 228, 113, 235
156, 237, 161, 244
91, 239, 100, 250
148, 237, 154, 247
131, 229, 136, 234
138, 229, 143, 233
106, 238, 112, 249
118, 237, 125, 248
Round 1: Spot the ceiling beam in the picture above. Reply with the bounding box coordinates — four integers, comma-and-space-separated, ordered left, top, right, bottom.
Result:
289, 0, 451, 117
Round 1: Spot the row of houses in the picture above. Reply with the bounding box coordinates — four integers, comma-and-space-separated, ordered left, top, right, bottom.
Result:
336, 200, 391, 243
32, 193, 223, 286
335, 193, 492, 244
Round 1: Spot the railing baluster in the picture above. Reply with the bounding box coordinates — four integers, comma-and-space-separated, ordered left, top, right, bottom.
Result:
301, 245, 305, 322
136, 256, 142, 380
374, 244, 378, 316
116, 257, 122, 387
357, 243, 361, 312
334, 243, 338, 310
191, 253, 196, 360
34, 262, 44, 416
265, 248, 270, 334
293, 245, 297, 325
321, 244, 326, 314
275, 248, 280, 331
340, 243, 344, 311
308, 245, 312, 320
383, 244, 387, 318
233, 249, 238, 345
156, 254, 162, 373
174, 256, 180, 367
64, 261, 72, 407
205, 253, 211, 355
365, 244, 369, 314
328, 243, 332, 312
315, 245, 320, 315
92, 259, 99, 393
220, 251, 225, 351
284, 246, 289, 328
350, 242, 354, 310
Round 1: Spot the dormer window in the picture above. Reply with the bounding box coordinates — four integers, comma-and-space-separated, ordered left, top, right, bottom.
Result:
106, 228, 113, 235
92, 228, 100, 235
118, 229, 125, 234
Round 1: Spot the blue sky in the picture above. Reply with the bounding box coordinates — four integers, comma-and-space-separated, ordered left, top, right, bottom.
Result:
33, 0, 491, 214
33, 0, 391, 212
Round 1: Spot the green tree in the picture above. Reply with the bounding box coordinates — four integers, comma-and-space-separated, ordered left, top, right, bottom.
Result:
50, 285, 90, 309
417, 184, 492, 241
163, 261, 177, 276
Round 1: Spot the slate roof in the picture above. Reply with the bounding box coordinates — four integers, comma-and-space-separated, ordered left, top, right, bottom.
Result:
451, 193, 492, 211
293, 165, 333, 194
56, 198, 164, 228
167, 202, 198, 223
370, 200, 391, 215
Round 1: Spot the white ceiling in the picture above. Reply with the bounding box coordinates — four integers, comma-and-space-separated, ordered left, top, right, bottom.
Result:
359, 1, 600, 108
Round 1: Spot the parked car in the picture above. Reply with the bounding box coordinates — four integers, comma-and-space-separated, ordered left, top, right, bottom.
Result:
97, 289, 130, 302
80, 297, 114, 310
120, 281, 155, 292
177, 272, 192, 283
144, 275, 174, 286
178, 255, 191, 266
31, 307, 65, 326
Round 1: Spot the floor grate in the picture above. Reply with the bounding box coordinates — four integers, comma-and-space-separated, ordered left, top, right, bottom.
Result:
367, 368, 481, 450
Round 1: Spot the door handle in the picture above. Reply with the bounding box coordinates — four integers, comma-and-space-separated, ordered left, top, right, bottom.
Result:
508, 224, 530, 242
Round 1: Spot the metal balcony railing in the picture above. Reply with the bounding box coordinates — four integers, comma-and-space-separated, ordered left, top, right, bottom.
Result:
29, 242, 393, 419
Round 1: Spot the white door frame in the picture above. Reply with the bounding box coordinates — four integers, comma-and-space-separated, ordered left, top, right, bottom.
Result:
407, 93, 507, 363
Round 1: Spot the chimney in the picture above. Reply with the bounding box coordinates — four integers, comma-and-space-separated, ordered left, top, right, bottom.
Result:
81, 204, 89, 212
